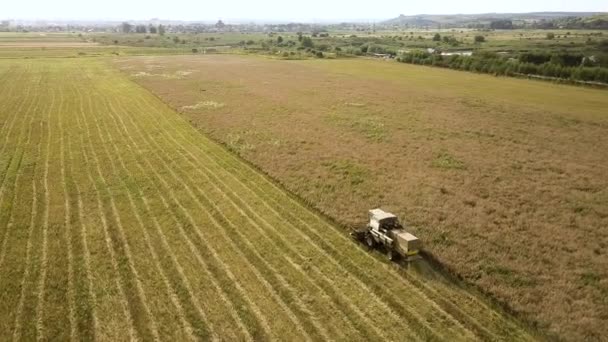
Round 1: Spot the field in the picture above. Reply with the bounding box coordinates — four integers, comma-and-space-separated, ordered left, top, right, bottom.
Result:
95, 29, 607, 55
0, 32, 201, 59
0, 57, 536, 340
117, 55, 608, 340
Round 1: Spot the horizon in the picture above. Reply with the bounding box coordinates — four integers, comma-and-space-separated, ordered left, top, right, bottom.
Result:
3, 0, 607, 23
3, 10, 607, 25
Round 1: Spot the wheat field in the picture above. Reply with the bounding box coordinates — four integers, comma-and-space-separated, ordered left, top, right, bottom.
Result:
0, 58, 534, 340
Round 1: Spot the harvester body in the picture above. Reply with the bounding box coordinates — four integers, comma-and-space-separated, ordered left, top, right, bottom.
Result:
355, 209, 422, 261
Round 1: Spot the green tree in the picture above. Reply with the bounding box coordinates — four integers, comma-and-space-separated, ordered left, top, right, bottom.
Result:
149, 25, 157, 34
135, 25, 147, 33
121, 22, 132, 33
490, 20, 513, 29
546, 32, 555, 40
433, 33, 441, 41
277, 36, 283, 44
158, 24, 166, 36
301, 36, 314, 48
474, 35, 486, 43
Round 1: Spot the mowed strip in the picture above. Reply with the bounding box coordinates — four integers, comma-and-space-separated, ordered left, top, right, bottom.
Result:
0, 58, 535, 341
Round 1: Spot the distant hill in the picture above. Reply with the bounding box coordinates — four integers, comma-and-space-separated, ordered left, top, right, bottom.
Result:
545, 14, 608, 29
382, 12, 606, 28
382, 15, 439, 27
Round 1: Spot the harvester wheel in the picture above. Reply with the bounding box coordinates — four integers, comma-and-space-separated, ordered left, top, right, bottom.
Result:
387, 249, 395, 261
366, 235, 375, 248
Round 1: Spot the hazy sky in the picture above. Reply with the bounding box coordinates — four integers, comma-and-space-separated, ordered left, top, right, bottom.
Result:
4, 0, 607, 22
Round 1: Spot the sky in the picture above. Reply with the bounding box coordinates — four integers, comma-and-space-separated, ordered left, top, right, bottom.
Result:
3, 0, 607, 22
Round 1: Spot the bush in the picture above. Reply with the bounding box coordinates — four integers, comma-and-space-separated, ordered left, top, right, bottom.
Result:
474, 35, 486, 43
301, 36, 314, 48
520, 52, 551, 65
316, 44, 330, 52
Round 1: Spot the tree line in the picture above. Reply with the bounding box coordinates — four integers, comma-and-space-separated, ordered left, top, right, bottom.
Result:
121, 22, 166, 35
396, 49, 608, 84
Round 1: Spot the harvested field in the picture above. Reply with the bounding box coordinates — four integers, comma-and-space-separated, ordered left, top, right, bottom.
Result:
0, 42, 99, 48
118, 54, 608, 341
0, 33, 96, 48
0, 58, 534, 340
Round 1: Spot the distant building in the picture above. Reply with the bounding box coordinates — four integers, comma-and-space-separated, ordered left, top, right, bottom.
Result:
441, 51, 472, 56
1, 20, 10, 28
372, 53, 391, 59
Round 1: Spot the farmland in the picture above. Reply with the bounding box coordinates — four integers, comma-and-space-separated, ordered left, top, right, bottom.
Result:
0, 57, 536, 340
118, 54, 608, 340
0, 32, 199, 59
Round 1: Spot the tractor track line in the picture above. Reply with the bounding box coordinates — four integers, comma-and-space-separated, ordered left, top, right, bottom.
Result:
94, 79, 270, 340
6, 69, 44, 341
34, 83, 57, 341
0, 66, 38, 257
67, 133, 99, 341
0, 65, 34, 204
62, 80, 98, 341
122, 104, 392, 341
107, 87, 326, 342
81, 73, 236, 340
37, 78, 75, 340
55, 82, 79, 341
97, 79, 294, 340
0, 70, 42, 270
0, 65, 30, 145
60, 80, 88, 341
83, 69, 243, 341
0, 66, 24, 134
73, 84, 138, 341
11, 73, 51, 341
79, 84, 203, 341
79, 86, 161, 342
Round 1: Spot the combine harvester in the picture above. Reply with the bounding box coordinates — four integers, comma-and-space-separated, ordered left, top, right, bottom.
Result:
352, 209, 422, 261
